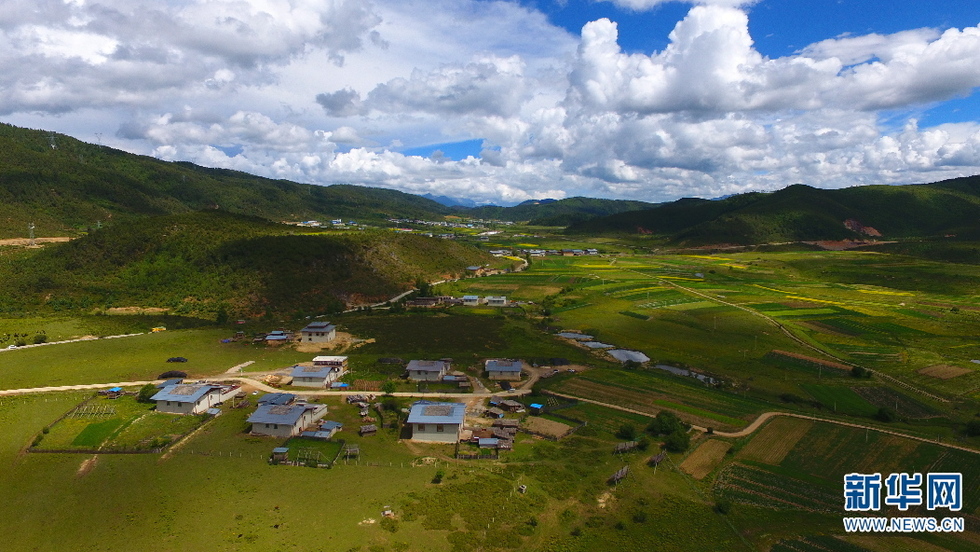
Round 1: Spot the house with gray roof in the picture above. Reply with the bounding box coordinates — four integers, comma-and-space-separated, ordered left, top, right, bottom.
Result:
406, 359, 450, 382
151, 383, 228, 415
290, 356, 348, 387
300, 321, 336, 344
406, 401, 466, 443
247, 403, 328, 438
485, 359, 523, 381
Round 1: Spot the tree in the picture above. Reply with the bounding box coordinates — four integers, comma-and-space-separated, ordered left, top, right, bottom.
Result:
616, 423, 637, 441
215, 304, 229, 325
646, 411, 686, 436
875, 407, 896, 423
137, 383, 157, 403
965, 419, 980, 437
32, 333, 48, 345
663, 429, 690, 452
381, 380, 397, 396
851, 366, 868, 378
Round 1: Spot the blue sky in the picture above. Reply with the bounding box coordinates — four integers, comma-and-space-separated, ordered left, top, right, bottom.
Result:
2, 0, 980, 204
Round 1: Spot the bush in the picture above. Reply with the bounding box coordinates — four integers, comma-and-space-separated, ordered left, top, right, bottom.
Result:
875, 407, 896, 423
966, 419, 980, 437
714, 499, 732, 515
32, 333, 48, 345
137, 383, 158, 403
646, 411, 687, 436
663, 430, 690, 452
616, 423, 637, 441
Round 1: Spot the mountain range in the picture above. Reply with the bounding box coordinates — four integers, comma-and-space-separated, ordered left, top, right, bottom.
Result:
567, 179, 980, 245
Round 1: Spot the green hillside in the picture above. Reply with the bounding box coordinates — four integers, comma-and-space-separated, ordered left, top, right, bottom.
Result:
0, 124, 454, 237
0, 211, 490, 317
568, 180, 980, 244
463, 196, 656, 226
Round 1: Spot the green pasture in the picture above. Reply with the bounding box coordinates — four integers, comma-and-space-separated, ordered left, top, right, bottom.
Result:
798, 384, 878, 416
0, 328, 309, 390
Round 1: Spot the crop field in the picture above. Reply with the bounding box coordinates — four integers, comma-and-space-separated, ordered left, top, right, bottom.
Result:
850, 386, 940, 419
715, 463, 841, 513
799, 385, 878, 416
679, 439, 731, 479
33, 395, 208, 452
736, 417, 813, 465
558, 378, 746, 428
918, 364, 973, 380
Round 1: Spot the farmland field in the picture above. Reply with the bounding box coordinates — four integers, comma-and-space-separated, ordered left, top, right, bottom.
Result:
679, 439, 731, 479
736, 417, 813, 465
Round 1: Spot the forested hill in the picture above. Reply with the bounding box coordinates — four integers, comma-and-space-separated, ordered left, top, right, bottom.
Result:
0, 123, 453, 237
0, 124, 654, 237
0, 211, 490, 317
566, 179, 980, 245
462, 197, 656, 226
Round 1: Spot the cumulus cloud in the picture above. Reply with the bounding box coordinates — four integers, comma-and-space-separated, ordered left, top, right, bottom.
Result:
0, 0, 382, 114
4, 1, 980, 205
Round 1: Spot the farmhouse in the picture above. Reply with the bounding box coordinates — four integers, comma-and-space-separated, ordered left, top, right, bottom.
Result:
247, 402, 328, 438
462, 295, 482, 306
290, 356, 348, 387
151, 383, 236, 415
299, 321, 336, 343
485, 359, 523, 381
406, 359, 450, 381
485, 296, 509, 307
407, 401, 466, 443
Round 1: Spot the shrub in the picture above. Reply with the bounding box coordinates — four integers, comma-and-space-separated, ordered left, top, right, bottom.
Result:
616, 423, 637, 440
32, 333, 48, 345
966, 420, 980, 437
137, 383, 158, 403
663, 430, 690, 452
714, 499, 732, 515
875, 407, 896, 423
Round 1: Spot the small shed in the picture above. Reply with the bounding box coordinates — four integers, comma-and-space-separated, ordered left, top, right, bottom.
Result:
478, 437, 500, 449
485, 407, 505, 419
271, 447, 289, 462
359, 424, 378, 437
529, 403, 544, 415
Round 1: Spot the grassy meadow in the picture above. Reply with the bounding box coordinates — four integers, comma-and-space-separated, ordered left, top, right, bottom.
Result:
1, 243, 980, 550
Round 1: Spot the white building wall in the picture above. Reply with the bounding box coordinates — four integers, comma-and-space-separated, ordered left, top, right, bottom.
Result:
411, 422, 461, 443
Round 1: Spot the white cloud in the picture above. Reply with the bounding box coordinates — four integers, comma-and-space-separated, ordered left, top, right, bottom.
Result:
2, 1, 980, 205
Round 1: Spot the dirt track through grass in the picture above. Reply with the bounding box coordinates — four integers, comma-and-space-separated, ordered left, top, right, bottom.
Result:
737, 417, 812, 464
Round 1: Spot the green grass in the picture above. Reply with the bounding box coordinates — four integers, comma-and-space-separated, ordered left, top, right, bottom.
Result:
0, 328, 310, 390
798, 384, 878, 416
71, 419, 124, 447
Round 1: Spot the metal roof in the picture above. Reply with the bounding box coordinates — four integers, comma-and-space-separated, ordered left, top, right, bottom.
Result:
248, 403, 319, 426
258, 392, 295, 406
301, 322, 335, 332
290, 364, 332, 379
486, 359, 522, 373
151, 384, 219, 404
608, 350, 651, 363
407, 359, 448, 373
407, 401, 466, 425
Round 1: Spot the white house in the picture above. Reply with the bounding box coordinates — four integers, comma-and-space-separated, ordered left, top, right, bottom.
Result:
407, 401, 466, 443
407, 359, 450, 381
462, 295, 482, 306
300, 321, 337, 344
151, 383, 236, 415
486, 296, 508, 307
486, 359, 523, 381
290, 356, 348, 387
247, 402, 329, 438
